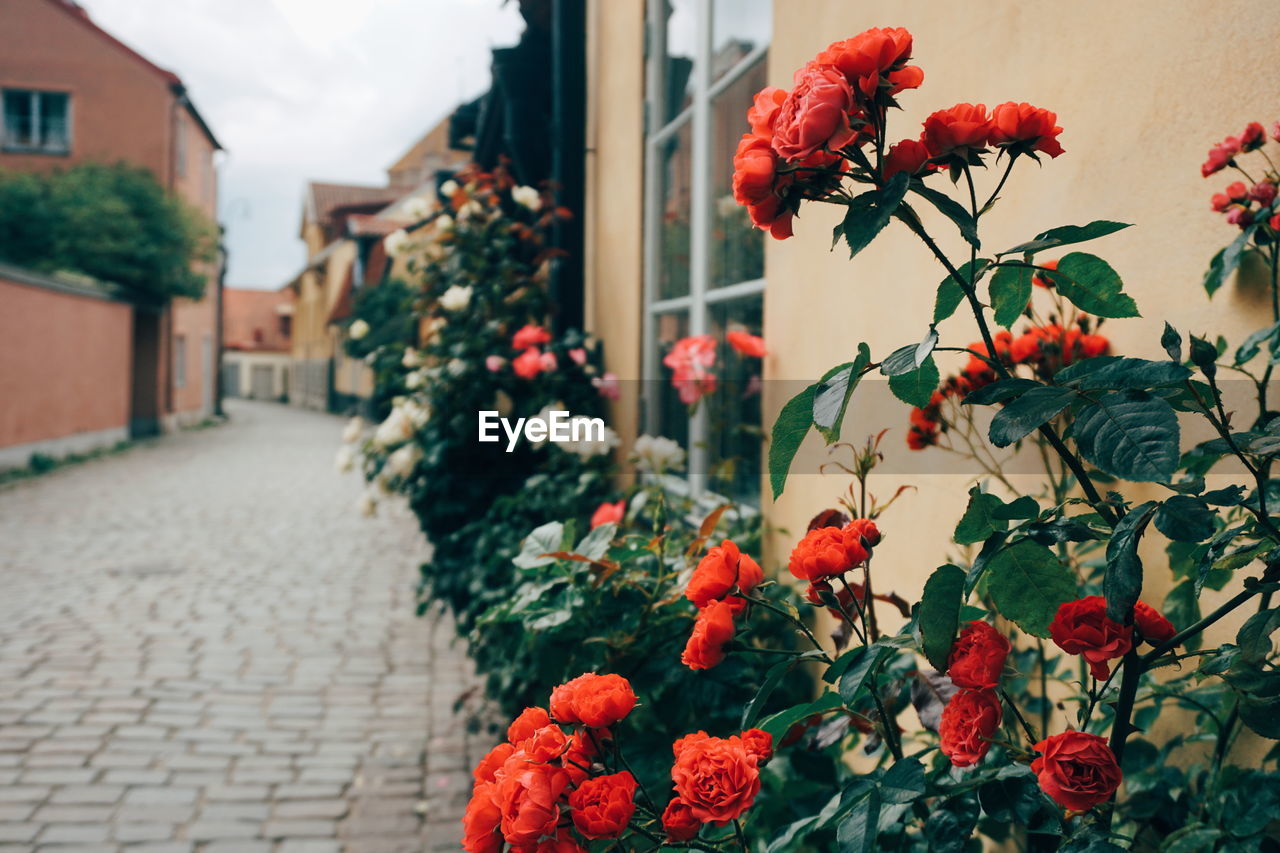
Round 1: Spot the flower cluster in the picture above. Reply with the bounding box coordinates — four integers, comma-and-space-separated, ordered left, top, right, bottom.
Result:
733, 27, 1062, 240
662, 329, 766, 407
682, 540, 764, 670
1049, 595, 1176, 680
908, 315, 1110, 450
1203, 120, 1280, 231
939, 620, 1008, 767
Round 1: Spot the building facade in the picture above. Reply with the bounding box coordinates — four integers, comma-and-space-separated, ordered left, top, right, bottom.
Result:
222, 287, 292, 402
0, 0, 223, 454
582, 0, 1280, 645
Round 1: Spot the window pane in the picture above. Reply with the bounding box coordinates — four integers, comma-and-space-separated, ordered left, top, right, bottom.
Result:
709, 58, 767, 289
661, 0, 697, 124
651, 310, 690, 449
656, 117, 693, 300
3, 91, 35, 148
707, 296, 763, 503
711, 0, 770, 81
39, 92, 68, 152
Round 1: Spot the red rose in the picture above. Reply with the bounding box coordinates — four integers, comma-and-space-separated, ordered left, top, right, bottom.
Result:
590, 500, 625, 529
1252, 181, 1278, 206
662, 797, 702, 842
884, 138, 935, 179
523, 725, 569, 763
524, 828, 587, 853
772, 62, 858, 162
946, 621, 1010, 690
922, 103, 991, 160
462, 781, 503, 853
787, 521, 874, 582
1202, 137, 1239, 177
685, 539, 764, 611
726, 330, 767, 358
1227, 181, 1249, 200
1076, 333, 1109, 361
1032, 731, 1122, 812
1211, 193, 1231, 212
671, 732, 761, 825
664, 334, 718, 405
1133, 600, 1176, 645
1241, 121, 1266, 152
1049, 596, 1133, 680
1271, 213, 1280, 231
474, 742, 515, 785
512, 347, 545, 379
747, 86, 788, 137
508, 707, 553, 746
549, 673, 636, 727
732, 134, 794, 240
740, 728, 774, 765
568, 771, 637, 839
682, 599, 736, 671
497, 760, 570, 845
814, 27, 922, 99
939, 688, 1002, 767
512, 324, 552, 349
846, 517, 881, 547
963, 330, 1013, 380
988, 102, 1064, 159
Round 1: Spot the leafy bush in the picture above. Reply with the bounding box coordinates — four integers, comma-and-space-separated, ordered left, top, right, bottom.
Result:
0, 163, 217, 301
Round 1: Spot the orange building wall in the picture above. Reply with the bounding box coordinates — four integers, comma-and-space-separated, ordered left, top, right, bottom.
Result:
0, 276, 132, 451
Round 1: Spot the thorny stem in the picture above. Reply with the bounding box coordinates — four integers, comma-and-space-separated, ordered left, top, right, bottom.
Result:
999, 687, 1040, 745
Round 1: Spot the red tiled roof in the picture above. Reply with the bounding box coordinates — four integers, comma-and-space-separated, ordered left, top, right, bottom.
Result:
346, 214, 401, 238
306, 183, 402, 225
223, 288, 292, 352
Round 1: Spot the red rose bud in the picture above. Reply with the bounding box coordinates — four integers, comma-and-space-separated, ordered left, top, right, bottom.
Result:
884, 138, 935, 179
1241, 121, 1266, 151
1032, 731, 1122, 812
1211, 193, 1232, 212
939, 688, 1002, 767
740, 728, 774, 765
946, 620, 1011, 690
682, 599, 735, 671
1227, 181, 1249, 200
661, 797, 702, 842
1133, 600, 1176, 644
1251, 181, 1278, 206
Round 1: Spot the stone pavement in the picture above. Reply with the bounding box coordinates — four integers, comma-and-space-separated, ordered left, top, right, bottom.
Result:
0, 400, 492, 852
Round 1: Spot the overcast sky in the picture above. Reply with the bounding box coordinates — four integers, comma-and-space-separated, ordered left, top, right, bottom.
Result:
79, 0, 526, 290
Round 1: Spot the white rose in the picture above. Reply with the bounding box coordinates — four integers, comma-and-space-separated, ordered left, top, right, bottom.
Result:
440, 179, 459, 197
341, 416, 364, 444
560, 424, 620, 460
372, 406, 414, 448
439, 285, 472, 312
402, 348, 423, 368
402, 196, 432, 220
633, 434, 686, 475
349, 319, 370, 340
405, 370, 424, 390
383, 230, 411, 258
457, 200, 484, 222
402, 399, 431, 427
384, 442, 422, 479
435, 214, 454, 232
446, 358, 468, 377
512, 185, 541, 211
357, 490, 377, 517
334, 445, 356, 472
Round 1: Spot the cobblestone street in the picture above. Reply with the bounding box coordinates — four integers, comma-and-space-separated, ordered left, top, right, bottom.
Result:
0, 401, 486, 852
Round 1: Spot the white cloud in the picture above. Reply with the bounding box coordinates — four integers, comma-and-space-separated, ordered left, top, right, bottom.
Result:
77, 0, 525, 289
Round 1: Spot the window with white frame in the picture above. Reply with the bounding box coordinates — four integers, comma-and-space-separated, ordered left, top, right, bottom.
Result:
2, 89, 70, 154
643, 0, 770, 503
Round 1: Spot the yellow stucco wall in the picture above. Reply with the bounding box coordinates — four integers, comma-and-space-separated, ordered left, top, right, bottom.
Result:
584, 0, 1280, 672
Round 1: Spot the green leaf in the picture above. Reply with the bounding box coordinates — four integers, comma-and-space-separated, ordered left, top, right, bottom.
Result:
888, 356, 940, 408
880, 757, 926, 804
955, 488, 1010, 545
770, 383, 817, 499
962, 377, 1039, 406
513, 521, 566, 569
1055, 356, 1191, 391
838, 644, 890, 706
1073, 390, 1181, 483
1154, 496, 1215, 543
965, 532, 1007, 595
743, 658, 795, 729
837, 788, 880, 853
977, 765, 1049, 825
1000, 220, 1132, 257
989, 386, 1077, 447
909, 182, 980, 248
1161, 825, 1223, 853
994, 495, 1041, 520
837, 172, 909, 258
1104, 501, 1157, 623
881, 344, 922, 376
986, 541, 1077, 637
934, 259, 990, 323
573, 522, 616, 561
1235, 322, 1280, 365
1161, 322, 1182, 362
919, 565, 966, 670
1048, 252, 1140, 318
990, 264, 1034, 328
813, 344, 873, 445
1237, 608, 1280, 663
758, 691, 844, 743
1203, 225, 1256, 297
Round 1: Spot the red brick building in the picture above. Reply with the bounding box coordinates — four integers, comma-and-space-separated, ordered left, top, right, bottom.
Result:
0, 0, 222, 461
222, 287, 292, 402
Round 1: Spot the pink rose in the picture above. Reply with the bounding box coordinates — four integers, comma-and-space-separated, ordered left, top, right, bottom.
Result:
772, 63, 857, 162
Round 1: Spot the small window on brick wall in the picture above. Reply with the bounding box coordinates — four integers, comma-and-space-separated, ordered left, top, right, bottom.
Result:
2, 89, 70, 154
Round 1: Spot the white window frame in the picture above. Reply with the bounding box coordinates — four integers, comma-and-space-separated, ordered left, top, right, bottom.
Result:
642, 1, 769, 496
1, 88, 71, 154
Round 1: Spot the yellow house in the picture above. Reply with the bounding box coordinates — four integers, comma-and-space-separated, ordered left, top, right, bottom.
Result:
582, 0, 1280, 655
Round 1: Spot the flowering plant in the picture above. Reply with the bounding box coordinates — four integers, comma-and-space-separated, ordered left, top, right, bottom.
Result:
459, 27, 1280, 852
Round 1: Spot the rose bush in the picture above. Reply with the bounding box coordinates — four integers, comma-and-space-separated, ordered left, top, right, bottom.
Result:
453, 26, 1280, 852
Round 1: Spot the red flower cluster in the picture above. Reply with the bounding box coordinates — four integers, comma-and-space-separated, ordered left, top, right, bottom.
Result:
907, 317, 1109, 450
666, 729, 772, 836
1049, 596, 1176, 681
663, 335, 718, 405
463, 676, 640, 851
787, 517, 881, 585
939, 621, 1010, 767
1202, 121, 1280, 232
682, 539, 764, 670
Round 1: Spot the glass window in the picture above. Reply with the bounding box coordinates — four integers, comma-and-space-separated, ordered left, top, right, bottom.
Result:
2, 90, 70, 153
644, 0, 769, 503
